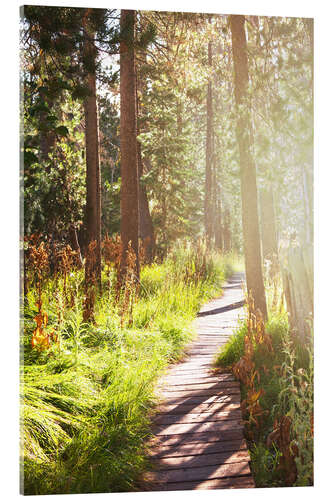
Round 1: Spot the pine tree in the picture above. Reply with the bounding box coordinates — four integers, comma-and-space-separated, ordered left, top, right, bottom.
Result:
230, 14, 267, 319
119, 9, 140, 282
83, 8, 102, 287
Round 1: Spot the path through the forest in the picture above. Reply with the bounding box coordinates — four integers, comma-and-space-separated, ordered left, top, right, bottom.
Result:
145, 272, 255, 491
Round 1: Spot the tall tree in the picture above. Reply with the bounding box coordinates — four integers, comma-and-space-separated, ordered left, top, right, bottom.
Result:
22, 6, 88, 244
119, 9, 140, 282
83, 9, 102, 287
204, 35, 214, 247
230, 14, 267, 320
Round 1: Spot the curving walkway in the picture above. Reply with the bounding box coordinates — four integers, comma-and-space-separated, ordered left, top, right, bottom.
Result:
145, 272, 255, 491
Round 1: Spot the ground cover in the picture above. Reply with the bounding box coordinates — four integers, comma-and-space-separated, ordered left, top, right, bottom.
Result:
22, 241, 235, 494
215, 278, 313, 487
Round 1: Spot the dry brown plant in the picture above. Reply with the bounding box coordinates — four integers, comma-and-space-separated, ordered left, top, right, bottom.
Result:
83, 240, 97, 323
116, 240, 138, 327
56, 244, 77, 307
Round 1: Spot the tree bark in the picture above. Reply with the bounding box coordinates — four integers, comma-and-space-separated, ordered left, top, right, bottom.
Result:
204, 38, 214, 247
83, 12, 102, 287
304, 18, 314, 246
119, 9, 140, 282
231, 14, 267, 320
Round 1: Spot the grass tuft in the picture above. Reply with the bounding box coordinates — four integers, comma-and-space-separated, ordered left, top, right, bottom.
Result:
22, 243, 237, 494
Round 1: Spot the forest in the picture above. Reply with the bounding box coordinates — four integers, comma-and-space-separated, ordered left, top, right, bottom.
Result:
21, 5, 313, 494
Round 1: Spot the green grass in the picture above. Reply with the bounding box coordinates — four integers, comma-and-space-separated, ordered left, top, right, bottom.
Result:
215, 307, 313, 488
214, 320, 247, 368
22, 244, 236, 494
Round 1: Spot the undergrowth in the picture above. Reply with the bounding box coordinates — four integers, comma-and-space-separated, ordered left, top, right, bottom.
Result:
215, 277, 313, 488
21, 240, 235, 495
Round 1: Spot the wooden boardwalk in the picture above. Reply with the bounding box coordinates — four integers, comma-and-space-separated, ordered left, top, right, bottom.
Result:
145, 272, 255, 491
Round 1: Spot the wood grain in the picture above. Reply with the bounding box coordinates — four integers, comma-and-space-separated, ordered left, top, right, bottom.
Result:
144, 273, 254, 491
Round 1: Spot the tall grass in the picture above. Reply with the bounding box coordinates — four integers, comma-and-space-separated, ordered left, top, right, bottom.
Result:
215, 274, 313, 488
22, 242, 235, 494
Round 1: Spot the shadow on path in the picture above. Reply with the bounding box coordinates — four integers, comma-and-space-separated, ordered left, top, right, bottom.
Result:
144, 272, 254, 491
197, 300, 245, 318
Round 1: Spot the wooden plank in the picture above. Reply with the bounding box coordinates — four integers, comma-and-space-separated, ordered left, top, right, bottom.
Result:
165, 363, 217, 370
160, 381, 239, 392
153, 428, 245, 445
164, 367, 216, 374
154, 409, 242, 425
187, 350, 220, 354
146, 460, 252, 483
160, 387, 241, 399
159, 394, 240, 406
196, 334, 229, 338
189, 339, 225, 342
158, 379, 236, 389
162, 369, 219, 377
189, 343, 224, 346
188, 345, 226, 349
145, 273, 254, 491
172, 362, 213, 369
163, 367, 227, 374
148, 438, 247, 458
154, 419, 243, 436
156, 400, 240, 415
152, 450, 250, 470
160, 374, 235, 384
150, 475, 254, 490
183, 352, 216, 356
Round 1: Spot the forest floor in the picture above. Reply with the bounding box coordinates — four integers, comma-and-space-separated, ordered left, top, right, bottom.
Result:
144, 272, 255, 491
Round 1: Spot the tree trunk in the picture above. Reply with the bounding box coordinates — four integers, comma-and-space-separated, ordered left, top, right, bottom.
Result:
204, 39, 214, 247
119, 9, 140, 282
231, 14, 267, 320
83, 14, 102, 287
304, 19, 314, 246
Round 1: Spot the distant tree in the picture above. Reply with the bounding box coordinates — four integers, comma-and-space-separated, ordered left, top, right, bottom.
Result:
230, 14, 267, 319
204, 35, 214, 247
98, 94, 121, 236
82, 8, 102, 286
137, 11, 210, 253
136, 52, 155, 262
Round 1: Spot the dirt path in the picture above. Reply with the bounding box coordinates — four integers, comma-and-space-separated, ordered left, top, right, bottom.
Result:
145, 272, 255, 491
